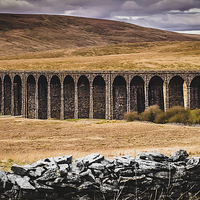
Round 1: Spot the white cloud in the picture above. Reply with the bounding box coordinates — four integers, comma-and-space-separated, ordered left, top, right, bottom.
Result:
64, 6, 105, 18
176, 30, 200, 34
0, 0, 34, 11
122, 1, 141, 10
149, 0, 195, 12
185, 8, 200, 13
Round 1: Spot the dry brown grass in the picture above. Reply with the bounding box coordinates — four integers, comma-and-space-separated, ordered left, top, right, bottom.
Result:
1, 117, 200, 170
0, 41, 200, 71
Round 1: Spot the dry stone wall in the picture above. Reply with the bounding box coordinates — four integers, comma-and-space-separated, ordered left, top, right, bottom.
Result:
1, 150, 200, 200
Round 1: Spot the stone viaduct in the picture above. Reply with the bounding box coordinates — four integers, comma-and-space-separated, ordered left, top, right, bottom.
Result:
1, 70, 200, 120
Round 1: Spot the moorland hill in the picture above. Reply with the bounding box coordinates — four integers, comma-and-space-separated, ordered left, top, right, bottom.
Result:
0, 13, 199, 56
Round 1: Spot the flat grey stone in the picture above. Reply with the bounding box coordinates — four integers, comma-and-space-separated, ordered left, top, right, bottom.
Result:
33, 180, 54, 191
136, 159, 170, 171
7, 173, 21, 184
59, 164, 69, 176
186, 157, 200, 170
78, 181, 93, 191
89, 163, 104, 170
0, 171, 9, 188
29, 167, 46, 178
172, 166, 187, 179
16, 177, 35, 190
170, 149, 189, 162
101, 159, 114, 167
36, 168, 60, 181
115, 156, 136, 167
11, 164, 29, 176
54, 177, 64, 184
100, 184, 118, 193
149, 171, 170, 179
36, 157, 58, 169
79, 169, 91, 177
83, 153, 104, 166
67, 173, 81, 183
119, 175, 146, 183
54, 155, 72, 164
137, 152, 169, 162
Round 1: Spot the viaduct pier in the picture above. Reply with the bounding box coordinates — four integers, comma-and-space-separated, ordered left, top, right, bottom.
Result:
0, 70, 200, 120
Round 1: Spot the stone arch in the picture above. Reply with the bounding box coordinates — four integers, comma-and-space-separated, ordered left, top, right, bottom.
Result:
50, 75, 61, 119
113, 76, 127, 120
93, 75, 106, 119
148, 76, 164, 110
130, 76, 145, 113
4, 75, 11, 115
38, 75, 48, 119
64, 75, 75, 119
169, 76, 184, 108
190, 76, 200, 109
27, 75, 36, 119
78, 75, 90, 118
13, 75, 22, 116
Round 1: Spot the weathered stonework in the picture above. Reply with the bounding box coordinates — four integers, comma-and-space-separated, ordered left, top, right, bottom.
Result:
1, 150, 200, 200
1, 70, 200, 120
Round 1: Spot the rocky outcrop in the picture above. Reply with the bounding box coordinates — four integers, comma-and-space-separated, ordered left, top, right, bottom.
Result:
1, 150, 200, 199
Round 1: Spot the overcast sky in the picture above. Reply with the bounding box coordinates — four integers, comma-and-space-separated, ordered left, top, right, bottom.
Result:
0, 0, 200, 34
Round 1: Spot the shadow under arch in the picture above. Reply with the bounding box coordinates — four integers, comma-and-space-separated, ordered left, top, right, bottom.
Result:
190, 76, 200, 109
64, 75, 75, 119
38, 75, 48, 119
78, 75, 90, 118
50, 75, 61, 119
148, 76, 164, 110
14, 75, 22, 116
130, 76, 145, 113
113, 76, 127, 120
169, 76, 184, 108
27, 75, 36, 119
4, 75, 11, 115
93, 75, 106, 119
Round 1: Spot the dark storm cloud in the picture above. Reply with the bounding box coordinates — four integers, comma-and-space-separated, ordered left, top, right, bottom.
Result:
0, 0, 200, 33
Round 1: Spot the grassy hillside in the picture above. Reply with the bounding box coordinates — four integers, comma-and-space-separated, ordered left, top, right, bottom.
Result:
0, 41, 200, 71
0, 13, 199, 57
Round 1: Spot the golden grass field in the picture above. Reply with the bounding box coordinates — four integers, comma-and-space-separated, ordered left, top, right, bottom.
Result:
1, 117, 200, 171
0, 41, 200, 71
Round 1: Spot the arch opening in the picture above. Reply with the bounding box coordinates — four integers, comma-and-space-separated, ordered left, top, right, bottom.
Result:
4, 75, 11, 115
113, 76, 127, 120
190, 76, 200, 109
148, 76, 164, 110
93, 76, 106, 119
38, 75, 47, 119
27, 75, 36, 118
50, 76, 61, 119
64, 76, 75, 119
14, 75, 22, 116
78, 76, 90, 118
169, 76, 184, 108
130, 76, 145, 113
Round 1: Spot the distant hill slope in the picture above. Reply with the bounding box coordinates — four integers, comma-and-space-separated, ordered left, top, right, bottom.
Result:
0, 13, 199, 56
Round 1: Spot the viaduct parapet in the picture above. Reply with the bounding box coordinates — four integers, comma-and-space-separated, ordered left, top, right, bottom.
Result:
0, 70, 200, 120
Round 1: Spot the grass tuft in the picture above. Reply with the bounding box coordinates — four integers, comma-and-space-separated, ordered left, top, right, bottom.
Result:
124, 111, 139, 122
139, 105, 162, 122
